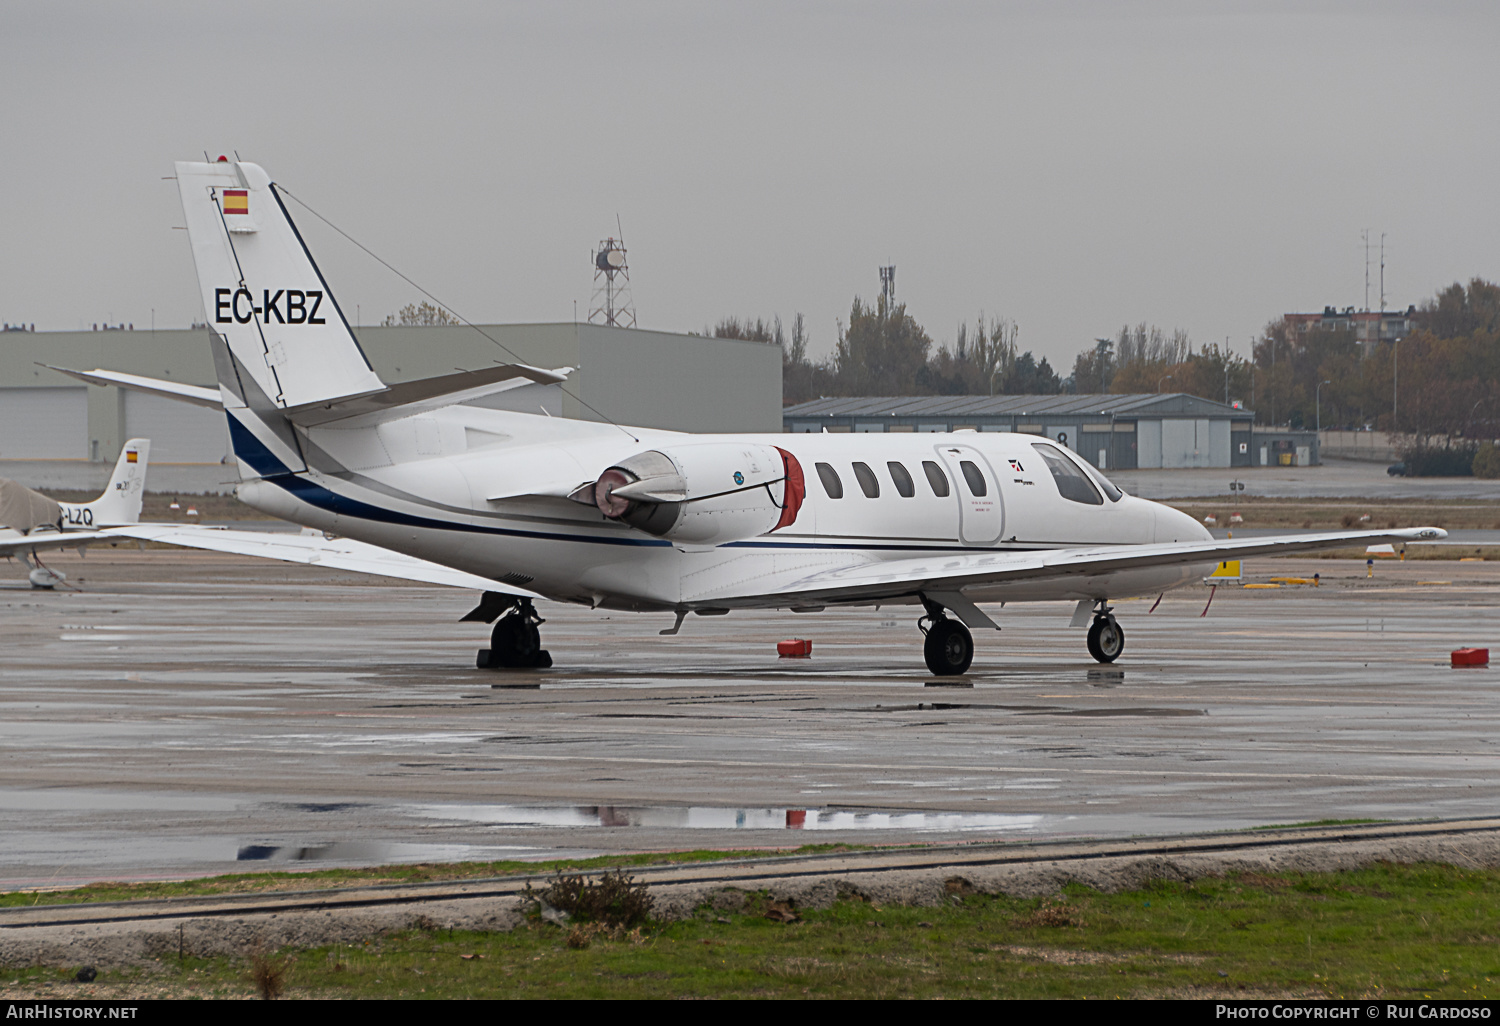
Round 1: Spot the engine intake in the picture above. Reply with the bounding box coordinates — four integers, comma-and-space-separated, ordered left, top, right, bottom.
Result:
591, 443, 804, 546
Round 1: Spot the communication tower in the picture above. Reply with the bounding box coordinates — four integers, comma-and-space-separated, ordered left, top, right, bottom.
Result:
879, 265, 896, 306
589, 232, 636, 328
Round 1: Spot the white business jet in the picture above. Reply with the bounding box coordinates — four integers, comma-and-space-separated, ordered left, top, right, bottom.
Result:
52, 159, 1445, 674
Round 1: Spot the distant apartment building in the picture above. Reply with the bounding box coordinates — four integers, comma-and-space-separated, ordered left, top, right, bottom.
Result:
1283, 305, 1414, 346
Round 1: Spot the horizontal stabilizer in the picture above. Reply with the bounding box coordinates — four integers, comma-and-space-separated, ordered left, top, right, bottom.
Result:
285, 364, 573, 426
43, 366, 223, 409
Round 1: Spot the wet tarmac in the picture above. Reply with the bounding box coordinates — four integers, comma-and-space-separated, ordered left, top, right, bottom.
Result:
1114, 458, 1500, 500
1, 549, 1498, 888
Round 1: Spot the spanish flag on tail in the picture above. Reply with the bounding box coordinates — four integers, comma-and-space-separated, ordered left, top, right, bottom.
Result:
222, 189, 248, 215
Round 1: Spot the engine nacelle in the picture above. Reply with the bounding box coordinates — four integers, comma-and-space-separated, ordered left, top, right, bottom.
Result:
591, 442, 805, 546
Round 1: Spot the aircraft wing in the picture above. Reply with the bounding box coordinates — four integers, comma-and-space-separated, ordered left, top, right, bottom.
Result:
698, 527, 1448, 609
103, 524, 540, 596
0, 530, 116, 558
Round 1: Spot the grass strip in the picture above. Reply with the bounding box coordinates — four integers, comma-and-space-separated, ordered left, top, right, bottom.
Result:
7, 862, 1500, 1000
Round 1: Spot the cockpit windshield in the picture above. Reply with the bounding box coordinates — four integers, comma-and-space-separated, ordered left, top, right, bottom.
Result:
1081, 455, 1124, 501
1030, 442, 1123, 504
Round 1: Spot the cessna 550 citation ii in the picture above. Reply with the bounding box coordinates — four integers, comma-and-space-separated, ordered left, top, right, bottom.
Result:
53, 158, 1445, 674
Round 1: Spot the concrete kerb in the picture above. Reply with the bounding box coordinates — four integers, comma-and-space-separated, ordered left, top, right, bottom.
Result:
5, 830, 1500, 969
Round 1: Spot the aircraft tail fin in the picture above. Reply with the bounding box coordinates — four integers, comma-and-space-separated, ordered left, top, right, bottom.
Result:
174, 158, 386, 411
60, 439, 151, 527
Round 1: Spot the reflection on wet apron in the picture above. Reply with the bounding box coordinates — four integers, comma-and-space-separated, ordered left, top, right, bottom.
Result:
935, 444, 1004, 546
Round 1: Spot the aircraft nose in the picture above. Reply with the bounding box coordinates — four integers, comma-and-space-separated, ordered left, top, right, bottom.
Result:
1153, 504, 1212, 543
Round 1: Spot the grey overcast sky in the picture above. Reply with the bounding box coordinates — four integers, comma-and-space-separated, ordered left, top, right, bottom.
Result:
2, 1, 1497, 371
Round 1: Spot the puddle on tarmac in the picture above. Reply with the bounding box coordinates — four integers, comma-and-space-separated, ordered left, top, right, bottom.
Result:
232, 807, 1045, 864
409, 804, 1047, 833
235, 841, 545, 863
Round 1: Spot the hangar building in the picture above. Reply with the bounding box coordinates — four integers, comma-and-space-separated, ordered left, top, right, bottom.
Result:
783, 393, 1268, 470
0, 323, 782, 466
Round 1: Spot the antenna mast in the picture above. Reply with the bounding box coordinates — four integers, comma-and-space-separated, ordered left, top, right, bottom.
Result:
1362, 229, 1371, 312
1380, 233, 1387, 313
588, 221, 636, 328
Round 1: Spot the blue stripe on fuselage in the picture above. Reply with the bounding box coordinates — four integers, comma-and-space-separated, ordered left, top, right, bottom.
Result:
227, 414, 295, 478
231, 411, 1026, 554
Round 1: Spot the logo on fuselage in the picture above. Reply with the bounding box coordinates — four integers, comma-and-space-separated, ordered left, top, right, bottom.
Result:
214, 288, 326, 326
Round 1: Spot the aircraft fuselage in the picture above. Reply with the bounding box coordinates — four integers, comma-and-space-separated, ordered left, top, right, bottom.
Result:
234, 403, 1213, 613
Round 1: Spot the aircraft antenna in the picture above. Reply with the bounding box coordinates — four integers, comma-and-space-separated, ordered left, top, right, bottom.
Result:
275, 185, 640, 442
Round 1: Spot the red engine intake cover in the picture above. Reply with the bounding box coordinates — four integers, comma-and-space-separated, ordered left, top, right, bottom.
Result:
772, 447, 805, 531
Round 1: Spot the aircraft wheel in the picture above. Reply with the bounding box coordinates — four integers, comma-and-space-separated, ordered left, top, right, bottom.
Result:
488, 612, 550, 668
1086, 616, 1124, 664
923, 618, 974, 676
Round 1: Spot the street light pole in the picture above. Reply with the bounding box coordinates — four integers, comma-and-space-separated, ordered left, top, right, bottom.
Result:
1392, 337, 1400, 434
1157, 373, 1174, 393
1316, 379, 1332, 433
1224, 337, 1231, 405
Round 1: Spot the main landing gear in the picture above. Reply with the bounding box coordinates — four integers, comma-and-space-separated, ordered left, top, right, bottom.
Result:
1086, 602, 1125, 664
919, 599, 973, 676
465, 593, 553, 669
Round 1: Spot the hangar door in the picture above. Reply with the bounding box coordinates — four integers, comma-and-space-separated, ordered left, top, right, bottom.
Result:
1160, 418, 1230, 468
123, 392, 230, 464
0, 387, 88, 459
1136, 419, 1162, 468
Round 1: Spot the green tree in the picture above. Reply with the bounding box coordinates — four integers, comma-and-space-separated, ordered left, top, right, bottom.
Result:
1069, 338, 1114, 393
1007, 351, 1062, 394
1418, 278, 1500, 338
1474, 443, 1500, 479
833, 295, 934, 395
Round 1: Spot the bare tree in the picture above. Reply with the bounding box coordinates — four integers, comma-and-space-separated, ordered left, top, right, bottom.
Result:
383, 301, 459, 327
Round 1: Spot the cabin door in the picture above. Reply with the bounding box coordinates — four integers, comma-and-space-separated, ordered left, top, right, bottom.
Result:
935, 444, 1004, 546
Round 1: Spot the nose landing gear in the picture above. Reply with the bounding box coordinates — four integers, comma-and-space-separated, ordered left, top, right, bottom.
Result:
919, 599, 974, 676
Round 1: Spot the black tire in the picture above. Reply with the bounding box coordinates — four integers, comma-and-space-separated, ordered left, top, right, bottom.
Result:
1086, 617, 1125, 663
923, 619, 974, 675
490, 615, 542, 668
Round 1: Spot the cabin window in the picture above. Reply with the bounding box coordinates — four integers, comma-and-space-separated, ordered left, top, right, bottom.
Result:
1031, 442, 1104, 505
922, 460, 950, 497
851, 462, 880, 498
815, 462, 844, 499
887, 461, 915, 497
959, 460, 987, 496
